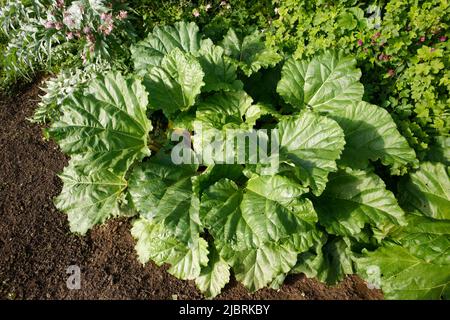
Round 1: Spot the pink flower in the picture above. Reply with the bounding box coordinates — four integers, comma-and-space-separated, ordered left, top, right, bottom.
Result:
439, 36, 447, 42
44, 21, 54, 29
378, 53, 391, 62
83, 26, 91, 34
56, 0, 64, 9
66, 32, 73, 40
106, 24, 114, 35
117, 10, 128, 20
86, 33, 95, 43
63, 15, 75, 27
357, 39, 363, 46
372, 32, 381, 39
55, 22, 63, 30
101, 12, 113, 22
420, 36, 426, 42
193, 9, 200, 17
387, 69, 395, 77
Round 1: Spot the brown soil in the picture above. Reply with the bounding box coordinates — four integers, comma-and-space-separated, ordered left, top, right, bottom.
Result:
0, 81, 383, 300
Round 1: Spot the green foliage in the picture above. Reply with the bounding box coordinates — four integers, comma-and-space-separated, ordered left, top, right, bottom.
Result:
268, 0, 450, 158
42, 21, 450, 300
3, 0, 447, 301
0, 0, 135, 88
130, 0, 275, 41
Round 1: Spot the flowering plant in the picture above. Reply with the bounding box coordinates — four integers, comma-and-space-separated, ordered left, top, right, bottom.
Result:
41, 0, 134, 62
0, 0, 135, 83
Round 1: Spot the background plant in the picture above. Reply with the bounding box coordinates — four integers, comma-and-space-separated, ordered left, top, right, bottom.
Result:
0, 0, 135, 92
268, 0, 450, 159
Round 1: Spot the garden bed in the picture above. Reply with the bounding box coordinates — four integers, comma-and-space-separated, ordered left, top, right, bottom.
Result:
0, 80, 382, 300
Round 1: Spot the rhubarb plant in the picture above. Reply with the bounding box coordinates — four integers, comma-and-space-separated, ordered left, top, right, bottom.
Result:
44, 22, 449, 299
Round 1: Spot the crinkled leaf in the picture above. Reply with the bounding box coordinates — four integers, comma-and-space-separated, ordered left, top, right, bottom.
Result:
277, 110, 346, 195
200, 177, 319, 252
219, 241, 297, 292
192, 164, 246, 197
144, 48, 204, 117
245, 103, 281, 127
132, 218, 208, 280
196, 90, 254, 129
131, 21, 201, 74
398, 162, 450, 220
49, 73, 151, 234
128, 152, 200, 242
221, 29, 281, 76
329, 101, 417, 174
294, 236, 354, 285
198, 39, 243, 92
194, 91, 255, 163
357, 216, 450, 299
391, 215, 450, 265
195, 245, 230, 298
47, 72, 152, 174
315, 168, 406, 238
55, 163, 127, 235
277, 51, 363, 110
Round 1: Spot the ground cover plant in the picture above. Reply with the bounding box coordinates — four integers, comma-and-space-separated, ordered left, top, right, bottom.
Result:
1, 0, 449, 300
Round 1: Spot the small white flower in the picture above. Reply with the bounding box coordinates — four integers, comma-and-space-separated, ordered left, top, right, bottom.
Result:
193, 9, 200, 17
274, 7, 279, 15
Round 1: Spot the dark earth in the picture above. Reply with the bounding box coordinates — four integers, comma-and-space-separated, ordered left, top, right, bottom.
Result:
0, 79, 383, 300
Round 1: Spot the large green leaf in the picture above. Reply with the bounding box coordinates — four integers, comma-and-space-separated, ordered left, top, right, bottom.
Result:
219, 241, 298, 292
131, 21, 201, 74
144, 48, 205, 117
47, 72, 152, 174
132, 218, 208, 280
200, 176, 320, 291
277, 110, 346, 195
197, 39, 243, 92
200, 177, 318, 251
277, 51, 363, 110
329, 101, 417, 174
221, 29, 282, 77
195, 246, 230, 298
128, 152, 200, 242
196, 90, 253, 129
55, 162, 127, 235
315, 168, 406, 238
398, 162, 450, 220
193, 91, 255, 164
48, 72, 152, 234
357, 216, 450, 299
293, 236, 355, 285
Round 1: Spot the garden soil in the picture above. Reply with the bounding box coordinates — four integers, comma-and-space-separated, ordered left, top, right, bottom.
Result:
0, 80, 383, 300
